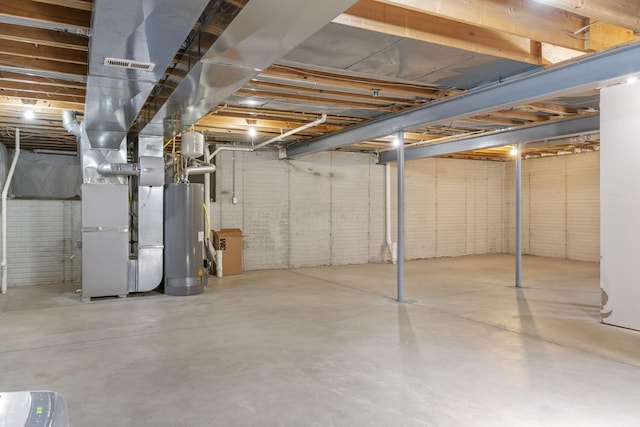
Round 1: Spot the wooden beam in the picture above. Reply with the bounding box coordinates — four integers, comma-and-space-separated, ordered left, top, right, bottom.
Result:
521, 102, 584, 115
529, 0, 640, 33
236, 88, 398, 111
206, 106, 365, 126
0, 88, 83, 103
0, 0, 91, 28
31, 0, 92, 12
0, 95, 83, 110
371, 0, 587, 51
0, 39, 87, 65
264, 64, 450, 99
198, 114, 345, 133
0, 79, 85, 98
0, 53, 86, 76
586, 22, 638, 51
0, 23, 88, 51
0, 95, 84, 114
0, 70, 85, 90
335, 0, 545, 65
246, 80, 420, 106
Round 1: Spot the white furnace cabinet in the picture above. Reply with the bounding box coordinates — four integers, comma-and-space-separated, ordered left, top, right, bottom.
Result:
600, 82, 640, 331
81, 184, 129, 300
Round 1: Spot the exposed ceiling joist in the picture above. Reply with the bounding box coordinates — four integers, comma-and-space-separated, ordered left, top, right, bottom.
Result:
0, 1, 91, 34
529, 0, 640, 33
0, 38, 87, 65
0, 52, 86, 76
371, 0, 589, 51
0, 22, 88, 51
284, 42, 640, 158
263, 64, 447, 99
31, 0, 92, 12
335, 0, 549, 65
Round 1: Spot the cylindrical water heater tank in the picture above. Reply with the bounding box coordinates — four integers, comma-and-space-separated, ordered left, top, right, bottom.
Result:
164, 182, 207, 296
181, 131, 204, 158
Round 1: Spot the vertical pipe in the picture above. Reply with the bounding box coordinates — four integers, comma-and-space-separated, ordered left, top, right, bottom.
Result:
385, 163, 397, 264
515, 143, 522, 287
231, 146, 237, 204
397, 131, 405, 302
1, 128, 20, 294
203, 146, 212, 242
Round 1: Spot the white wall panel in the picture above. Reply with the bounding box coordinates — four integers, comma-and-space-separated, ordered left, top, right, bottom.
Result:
505, 153, 598, 262
405, 158, 436, 259
486, 163, 506, 254
435, 158, 468, 257
528, 156, 567, 258
600, 82, 640, 330
2, 200, 81, 286
566, 153, 600, 262
213, 149, 244, 230
368, 163, 386, 263
210, 149, 600, 273
330, 152, 370, 265
242, 151, 290, 270
289, 152, 331, 267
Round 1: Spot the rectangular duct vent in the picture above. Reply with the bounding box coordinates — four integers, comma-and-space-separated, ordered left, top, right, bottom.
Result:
104, 57, 156, 72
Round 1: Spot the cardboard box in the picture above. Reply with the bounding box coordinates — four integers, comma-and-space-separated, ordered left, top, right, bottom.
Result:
213, 228, 243, 275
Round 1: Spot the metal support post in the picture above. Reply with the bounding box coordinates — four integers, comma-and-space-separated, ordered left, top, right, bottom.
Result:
397, 131, 405, 302
515, 143, 522, 287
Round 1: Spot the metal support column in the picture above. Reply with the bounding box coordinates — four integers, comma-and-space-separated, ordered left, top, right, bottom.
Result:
397, 131, 405, 302
515, 143, 522, 288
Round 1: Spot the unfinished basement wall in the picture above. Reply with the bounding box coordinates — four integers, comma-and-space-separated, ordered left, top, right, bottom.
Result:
0, 200, 82, 286
212, 151, 507, 271
505, 151, 600, 262
212, 150, 384, 270
388, 157, 507, 259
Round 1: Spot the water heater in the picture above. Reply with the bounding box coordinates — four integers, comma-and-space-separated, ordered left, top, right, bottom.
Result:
163, 182, 206, 296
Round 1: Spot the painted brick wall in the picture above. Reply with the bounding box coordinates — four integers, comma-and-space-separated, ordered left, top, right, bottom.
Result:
4, 150, 599, 286
387, 157, 506, 260
213, 150, 384, 271
505, 151, 599, 262
288, 152, 332, 267
566, 153, 600, 261
213, 151, 510, 271
1, 200, 81, 286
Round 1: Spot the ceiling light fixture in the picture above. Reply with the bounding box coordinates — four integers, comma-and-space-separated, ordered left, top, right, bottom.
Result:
248, 126, 257, 138
23, 110, 35, 120
509, 146, 518, 156
627, 76, 638, 85
392, 137, 400, 148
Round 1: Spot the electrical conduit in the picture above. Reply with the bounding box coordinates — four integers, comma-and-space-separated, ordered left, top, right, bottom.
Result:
253, 114, 327, 150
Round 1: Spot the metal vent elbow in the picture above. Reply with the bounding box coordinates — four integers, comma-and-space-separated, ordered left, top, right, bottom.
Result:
62, 110, 82, 138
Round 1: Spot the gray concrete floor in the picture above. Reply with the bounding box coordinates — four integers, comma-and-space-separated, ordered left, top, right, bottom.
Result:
1, 254, 640, 426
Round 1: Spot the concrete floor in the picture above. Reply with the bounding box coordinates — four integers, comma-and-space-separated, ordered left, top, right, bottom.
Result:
1, 254, 640, 426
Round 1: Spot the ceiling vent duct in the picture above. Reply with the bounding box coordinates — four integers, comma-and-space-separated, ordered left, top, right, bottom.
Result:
103, 57, 156, 72
141, 0, 358, 139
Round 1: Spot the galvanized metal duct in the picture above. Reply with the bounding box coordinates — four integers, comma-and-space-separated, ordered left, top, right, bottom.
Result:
84, 0, 211, 149
140, 0, 358, 139
61, 111, 82, 138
